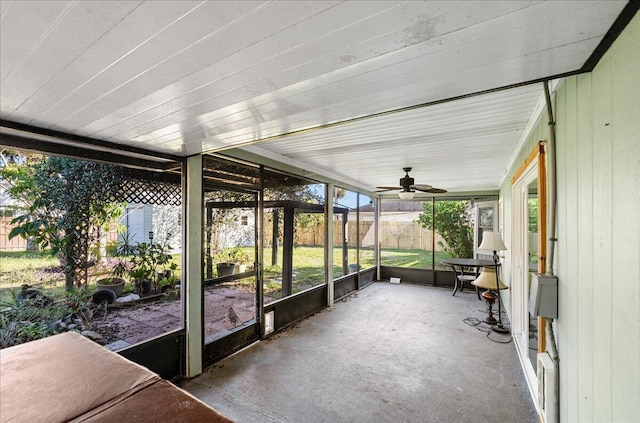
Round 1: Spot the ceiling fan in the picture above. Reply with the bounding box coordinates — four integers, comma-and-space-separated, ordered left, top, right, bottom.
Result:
376, 167, 447, 199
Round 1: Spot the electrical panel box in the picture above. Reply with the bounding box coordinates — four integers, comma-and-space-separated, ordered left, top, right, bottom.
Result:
529, 273, 558, 319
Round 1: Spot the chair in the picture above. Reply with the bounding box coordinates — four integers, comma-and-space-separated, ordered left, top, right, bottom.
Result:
449, 265, 481, 299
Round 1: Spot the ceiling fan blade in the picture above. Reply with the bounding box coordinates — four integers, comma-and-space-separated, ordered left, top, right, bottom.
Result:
424, 188, 448, 194
378, 169, 446, 195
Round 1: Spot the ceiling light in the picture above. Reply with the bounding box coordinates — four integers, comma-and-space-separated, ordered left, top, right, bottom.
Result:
398, 190, 414, 200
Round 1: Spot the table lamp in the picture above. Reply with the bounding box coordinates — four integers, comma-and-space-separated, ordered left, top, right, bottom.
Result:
478, 231, 509, 334
472, 266, 507, 324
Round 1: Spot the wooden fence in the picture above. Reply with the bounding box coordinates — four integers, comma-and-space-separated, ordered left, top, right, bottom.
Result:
0, 217, 26, 250
3, 218, 445, 252
0, 217, 121, 252
292, 220, 446, 251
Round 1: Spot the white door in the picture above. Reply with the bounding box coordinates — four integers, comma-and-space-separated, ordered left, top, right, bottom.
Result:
511, 161, 539, 399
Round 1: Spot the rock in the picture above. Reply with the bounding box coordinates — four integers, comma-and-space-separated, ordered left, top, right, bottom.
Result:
50, 320, 63, 332
67, 324, 76, 330
104, 340, 131, 351
115, 293, 140, 303
59, 321, 68, 330
81, 330, 104, 343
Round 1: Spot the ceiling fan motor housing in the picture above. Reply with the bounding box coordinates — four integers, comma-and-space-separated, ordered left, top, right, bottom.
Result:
400, 175, 414, 190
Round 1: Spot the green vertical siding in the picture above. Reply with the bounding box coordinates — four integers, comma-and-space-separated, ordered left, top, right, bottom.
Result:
500, 14, 640, 423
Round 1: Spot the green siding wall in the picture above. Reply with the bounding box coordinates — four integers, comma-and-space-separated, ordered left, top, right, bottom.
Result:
500, 14, 640, 422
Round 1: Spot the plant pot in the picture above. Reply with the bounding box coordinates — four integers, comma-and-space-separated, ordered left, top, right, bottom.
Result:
96, 278, 125, 297
136, 280, 152, 296
348, 264, 361, 273
235, 263, 247, 274
216, 263, 235, 277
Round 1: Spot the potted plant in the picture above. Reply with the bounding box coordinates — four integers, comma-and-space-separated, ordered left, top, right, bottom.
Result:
128, 242, 154, 295
158, 261, 178, 283
216, 262, 235, 277
126, 239, 175, 295
214, 248, 239, 277
235, 252, 250, 274
96, 260, 127, 297
129, 264, 152, 296
148, 241, 173, 293
157, 263, 179, 294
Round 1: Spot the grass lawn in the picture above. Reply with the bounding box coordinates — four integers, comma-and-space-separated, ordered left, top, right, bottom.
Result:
0, 251, 66, 302
257, 246, 452, 298
1, 246, 452, 302
381, 248, 453, 269
0, 250, 183, 303
0, 251, 60, 273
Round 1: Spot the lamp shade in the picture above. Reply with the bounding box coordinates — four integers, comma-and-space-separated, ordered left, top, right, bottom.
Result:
398, 190, 415, 200
472, 267, 508, 290
478, 231, 507, 251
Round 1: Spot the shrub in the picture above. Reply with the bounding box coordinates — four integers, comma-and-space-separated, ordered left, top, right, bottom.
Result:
0, 289, 95, 349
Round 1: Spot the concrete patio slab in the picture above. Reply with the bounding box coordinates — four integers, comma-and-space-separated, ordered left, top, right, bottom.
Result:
181, 282, 537, 423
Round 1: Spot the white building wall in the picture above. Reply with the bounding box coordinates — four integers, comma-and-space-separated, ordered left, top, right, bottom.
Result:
126, 204, 153, 244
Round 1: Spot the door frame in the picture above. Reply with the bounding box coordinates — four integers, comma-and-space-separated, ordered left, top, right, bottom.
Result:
202, 187, 261, 365
510, 141, 548, 400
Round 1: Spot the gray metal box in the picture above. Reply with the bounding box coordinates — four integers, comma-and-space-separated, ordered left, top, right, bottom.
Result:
529, 273, 558, 319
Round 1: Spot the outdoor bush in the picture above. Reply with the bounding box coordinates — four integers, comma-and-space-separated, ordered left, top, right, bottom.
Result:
0, 289, 96, 349
417, 200, 474, 258
6, 156, 126, 290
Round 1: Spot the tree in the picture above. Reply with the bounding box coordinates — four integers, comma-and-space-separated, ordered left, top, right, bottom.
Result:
528, 198, 538, 232
417, 200, 474, 258
7, 156, 124, 290
385, 221, 409, 249
0, 150, 40, 251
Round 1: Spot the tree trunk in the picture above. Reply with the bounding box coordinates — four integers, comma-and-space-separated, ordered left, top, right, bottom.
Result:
65, 271, 75, 291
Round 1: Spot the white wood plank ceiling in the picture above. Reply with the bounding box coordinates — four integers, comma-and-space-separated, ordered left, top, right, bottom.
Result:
0, 1, 632, 193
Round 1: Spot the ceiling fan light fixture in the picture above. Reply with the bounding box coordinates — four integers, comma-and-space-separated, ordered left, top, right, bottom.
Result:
375, 167, 447, 197
398, 190, 415, 200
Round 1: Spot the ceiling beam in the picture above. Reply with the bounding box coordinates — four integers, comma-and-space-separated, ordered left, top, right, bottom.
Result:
0, 130, 180, 171
1, 120, 182, 162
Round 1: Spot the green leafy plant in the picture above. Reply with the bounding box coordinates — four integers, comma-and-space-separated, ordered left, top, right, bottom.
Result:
127, 240, 174, 293
215, 247, 247, 264
417, 200, 474, 258
0, 289, 96, 348
6, 156, 125, 290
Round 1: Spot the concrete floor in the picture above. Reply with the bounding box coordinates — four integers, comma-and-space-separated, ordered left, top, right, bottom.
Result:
181, 282, 537, 423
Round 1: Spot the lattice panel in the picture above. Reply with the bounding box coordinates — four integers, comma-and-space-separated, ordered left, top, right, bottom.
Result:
112, 177, 181, 206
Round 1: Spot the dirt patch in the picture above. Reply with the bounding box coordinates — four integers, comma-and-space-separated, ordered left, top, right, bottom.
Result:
92, 286, 263, 349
